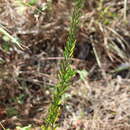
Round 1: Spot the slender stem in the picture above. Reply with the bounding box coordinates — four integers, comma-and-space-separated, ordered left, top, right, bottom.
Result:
43, 0, 85, 129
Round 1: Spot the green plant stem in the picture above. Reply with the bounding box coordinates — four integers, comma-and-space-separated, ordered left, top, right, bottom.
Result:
42, 0, 85, 129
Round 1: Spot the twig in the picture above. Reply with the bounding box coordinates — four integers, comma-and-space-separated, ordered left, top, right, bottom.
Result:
0, 122, 6, 130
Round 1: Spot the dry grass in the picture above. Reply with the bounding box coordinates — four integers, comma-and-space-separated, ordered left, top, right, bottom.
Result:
0, 0, 130, 129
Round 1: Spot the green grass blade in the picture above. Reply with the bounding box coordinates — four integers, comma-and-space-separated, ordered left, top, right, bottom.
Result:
0, 24, 23, 49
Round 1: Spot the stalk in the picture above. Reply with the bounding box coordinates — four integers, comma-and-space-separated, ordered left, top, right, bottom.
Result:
42, 0, 85, 129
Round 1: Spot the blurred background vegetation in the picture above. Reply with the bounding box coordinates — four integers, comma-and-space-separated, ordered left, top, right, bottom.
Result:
0, 0, 130, 130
